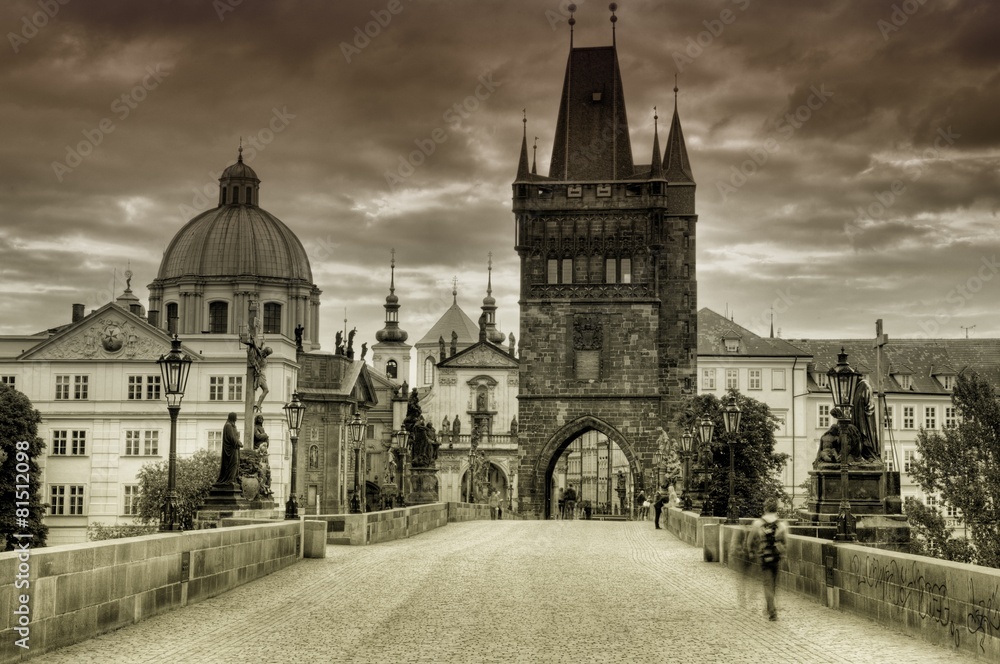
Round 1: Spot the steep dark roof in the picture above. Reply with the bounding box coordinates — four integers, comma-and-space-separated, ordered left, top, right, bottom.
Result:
787, 338, 1000, 394
663, 104, 693, 183
697, 309, 810, 358
548, 46, 633, 181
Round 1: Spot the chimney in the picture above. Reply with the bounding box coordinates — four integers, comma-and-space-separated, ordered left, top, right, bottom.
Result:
148, 310, 159, 327
72, 303, 85, 322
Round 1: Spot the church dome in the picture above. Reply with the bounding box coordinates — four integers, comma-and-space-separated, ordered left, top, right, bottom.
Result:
220, 158, 258, 180
157, 205, 313, 281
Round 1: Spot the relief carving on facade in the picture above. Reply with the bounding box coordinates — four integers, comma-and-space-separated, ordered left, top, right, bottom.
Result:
573, 316, 603, 351
33, 316, 167, 361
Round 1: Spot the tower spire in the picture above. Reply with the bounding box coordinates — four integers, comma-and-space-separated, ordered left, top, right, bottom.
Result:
568, 2, 576, 48
375, 248, 408, 346
516, 109, 531, 181
390, 247, 396, 294
649, 107, 664, 180
610, 2, 618, 48
481, 252, 504, 344
663, 75, 694, 183
532, 136, 538, 175
452, 276, 458, 305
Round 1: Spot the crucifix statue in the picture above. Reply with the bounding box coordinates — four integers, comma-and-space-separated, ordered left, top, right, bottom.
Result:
241, 301, 272, 449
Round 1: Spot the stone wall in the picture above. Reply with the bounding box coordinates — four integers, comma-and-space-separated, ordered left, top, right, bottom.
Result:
668, 510, 1000, 661
312, 502, 492, 545
0, 521, 300, 663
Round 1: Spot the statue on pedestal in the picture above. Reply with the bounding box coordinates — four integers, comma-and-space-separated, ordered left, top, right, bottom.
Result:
217, 412, 242, 487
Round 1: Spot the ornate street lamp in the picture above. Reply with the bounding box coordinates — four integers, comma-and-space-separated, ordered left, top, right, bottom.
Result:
828, 348, 862, 542
156, 334, 191, 532
693, 415, 715, 512
392, 428, 409, 507
723, 395, 743, 524
679, 429, 694, 510
282, 392, 306, 519
348, 412, 366, 513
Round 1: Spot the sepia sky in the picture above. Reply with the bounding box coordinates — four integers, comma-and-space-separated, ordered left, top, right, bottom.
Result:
2, 0, 999, 356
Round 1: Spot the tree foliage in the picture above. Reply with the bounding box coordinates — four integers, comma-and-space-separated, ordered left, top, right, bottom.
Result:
903, 497, 975, 563
909, 372, 1000, 568
135, 449, 219, 529
0, 384, 48, 550
86, 522, 158, 541
674, 390, 788, 519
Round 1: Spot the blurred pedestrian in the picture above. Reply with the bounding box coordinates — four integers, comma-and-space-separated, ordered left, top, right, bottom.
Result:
488, 490, 499, 520
653, 490, 665, 529
745, 498, 787, 620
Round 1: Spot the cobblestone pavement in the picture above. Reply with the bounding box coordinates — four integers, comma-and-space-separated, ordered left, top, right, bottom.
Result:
40, 522, 977, 663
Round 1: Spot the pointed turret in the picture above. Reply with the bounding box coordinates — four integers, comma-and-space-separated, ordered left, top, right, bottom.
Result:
372, 249, 411, 381
663, 83, 694, 183
515, 111, 531, 181
481, 254, 506, 344
648, 108, 664, 181
375, 250, 408, 344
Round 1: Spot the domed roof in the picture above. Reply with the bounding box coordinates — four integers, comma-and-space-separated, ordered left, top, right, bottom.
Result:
221, 159, 258, 181
157, 205, 312, 282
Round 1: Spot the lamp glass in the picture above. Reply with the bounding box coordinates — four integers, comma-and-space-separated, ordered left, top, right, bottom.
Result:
349, 413, 365, 448
283, 392, 306, 435
157, 335, 191, 400
680, 431, 694, 454
723, 397, 742, 435
698, 416, 715, 447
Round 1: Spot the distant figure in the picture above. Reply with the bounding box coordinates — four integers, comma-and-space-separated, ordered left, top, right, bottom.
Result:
347, 327, 357, 358
360, 342, 368, 361
294, 323, 304, 351
653, 490, 665, 529
217, 413, 242, 486
636, 491, 648, 520
488, 490, 500, 520
745, 498, 788, 621
335, 331, 344, 355
563, 484, 577, 519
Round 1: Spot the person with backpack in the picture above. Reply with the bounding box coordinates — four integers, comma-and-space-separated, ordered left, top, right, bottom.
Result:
745, 498, 787, 621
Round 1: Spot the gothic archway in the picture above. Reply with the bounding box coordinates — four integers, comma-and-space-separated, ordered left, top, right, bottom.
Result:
461, 461, 508, 504
535, 416, 637, 519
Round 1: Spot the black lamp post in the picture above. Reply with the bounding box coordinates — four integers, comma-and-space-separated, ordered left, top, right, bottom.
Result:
679, 430, 694, 510
156, 334, 191, 532
283, 392, 306, 519
349, 412, 366, 514
653, 449, 663, 491
692, 416, 715, 512
723, 395, 743, 524
392, 428, 408, 507
828, 349, 862, 542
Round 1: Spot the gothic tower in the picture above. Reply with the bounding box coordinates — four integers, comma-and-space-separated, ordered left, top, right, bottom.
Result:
513, 7, 697, 517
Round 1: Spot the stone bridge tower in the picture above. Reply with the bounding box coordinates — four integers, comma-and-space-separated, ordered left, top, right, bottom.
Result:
513, 10, 698, 518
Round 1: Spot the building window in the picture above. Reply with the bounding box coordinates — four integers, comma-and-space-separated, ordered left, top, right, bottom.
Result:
52, 431, 67, 455
263, 303, 281, 335
209, 376, 225, 401
882, 450, 895, 472
227, 376, 243, 401
50, 485, 85, 516
895, 374, 912, 390
71, 430, 86, 455
55, 375, 70, 400
748, 369, 762, 390
903, 449, 917, 473
926, 494, 938, 510
774, 413, 787, 436
883, 405, 894, 429
166, 302, 178, 333
940, 375, 956, 390
232, 186, 239, 204
701, 368, 716, 391
1, 375, 15, 388
208, 430, 223, 456
386, 359, 398, 379
924, 406, 937, 430
620, 258, 631, 284
246, 186, 253, 205
818, 404, 831, 429
903, 406, 915, 430
547, 259, 558, 284
144, 431, 159, 456
724, 338, 740, 353
561, 258, 573, 284
424, 357, 434, 385
123, 485, 140, 516
945, 503, 959, 518
74, 375, 89, 400
128, 375, 161, 400
945, 406, 958, 429
725, 369, 738, 390
814, 372, 829, 389
605, 258, 617, 284
772, 369, 786, 391
125, 430, 141, 456
208, 301, 228, 333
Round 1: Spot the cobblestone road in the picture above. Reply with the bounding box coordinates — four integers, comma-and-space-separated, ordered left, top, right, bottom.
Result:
40, 521, 976, 663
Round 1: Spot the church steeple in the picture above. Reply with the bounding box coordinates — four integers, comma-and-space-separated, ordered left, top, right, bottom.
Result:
648, 107, 664, 181
663, 80, 694, 183
218, 143, 261, 206
375, 249, 408, 344
481, 253, 505, 345
515, 111, 531, 181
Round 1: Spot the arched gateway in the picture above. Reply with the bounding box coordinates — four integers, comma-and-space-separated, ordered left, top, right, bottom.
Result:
511, 11, 698, 518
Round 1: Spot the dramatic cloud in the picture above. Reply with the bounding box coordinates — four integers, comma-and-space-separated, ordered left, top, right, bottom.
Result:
2, 0, 998, 361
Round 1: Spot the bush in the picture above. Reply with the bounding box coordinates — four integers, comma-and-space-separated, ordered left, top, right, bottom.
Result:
135, 449, 219, 529
86, 522, 159, 541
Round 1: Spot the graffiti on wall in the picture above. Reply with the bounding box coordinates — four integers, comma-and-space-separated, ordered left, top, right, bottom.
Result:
850, 554, 1000, 652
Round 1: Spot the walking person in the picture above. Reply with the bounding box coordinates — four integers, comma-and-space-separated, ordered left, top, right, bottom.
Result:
636, 491, 647, 520
564, 484, 577, 520
653, 489, 665, 529
488, 490, 499, 520
745, 498, 788, 621
496, 490, 503, 520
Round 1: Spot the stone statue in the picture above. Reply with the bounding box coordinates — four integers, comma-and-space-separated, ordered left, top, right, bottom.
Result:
294, 323, 304, 351
478, 312, 487, 342
309, 445, 319, 469
441, 417, 451, 434
508, 332, 515, 356
360, 342, 368, 361
347, 327, 357, 359
452, 415, 461, 437
256, 441, 272, 497
248, 345, 272, 411
427, 423, 440, 461
439, 336, 446, 362
335, 331, 344, 355
852, 379, 880, 461
385, 452, 397, 485
450, 330, 458, 357
253, 414, 269, 450
217, 412, 242, 486
510, 416, 518, 436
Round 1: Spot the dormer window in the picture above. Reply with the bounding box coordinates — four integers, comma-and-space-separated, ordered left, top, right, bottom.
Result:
814, 372, 829, 389
939, 375, 956, 390
724, 338, 739, 353
894, 374, 913, 390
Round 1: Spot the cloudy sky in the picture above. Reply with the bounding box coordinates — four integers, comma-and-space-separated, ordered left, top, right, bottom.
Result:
2, 0, 999, 356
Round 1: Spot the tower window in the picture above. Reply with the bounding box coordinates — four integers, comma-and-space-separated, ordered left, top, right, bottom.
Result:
621, 258, 632, 284
605, 258, 617, 284
423, 356, 434, 385
166, 302, 178, 334
561, 258, 573, 284
263, 303, 281, 335
221, 188, 227, 205
208, 301, 229, 333
386, 359, 398, 379
246, 186, 253, 205
232, 186, 239, 204
547, 259, 559, 284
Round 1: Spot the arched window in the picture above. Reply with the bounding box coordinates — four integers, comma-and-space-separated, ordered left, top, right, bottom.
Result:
166, 302, 178, 334
547, 259, 558, 284
561, 258, 573, 284
221, 188, 227, 205
246, 186, 253, 205
232, 186, 239, 204
423, 356, 434, 385
263, 303, 281, 335
208, 301, 228, 333
386, 359, 398, 379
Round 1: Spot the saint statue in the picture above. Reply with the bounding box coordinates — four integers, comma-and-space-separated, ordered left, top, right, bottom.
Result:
253, 414, 269, 450
216, 412, 242, 486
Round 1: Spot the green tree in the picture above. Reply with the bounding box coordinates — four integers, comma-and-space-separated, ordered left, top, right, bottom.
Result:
0, 383, 48, 550
674, 390, 788, 519
909, 372, 1000, 568
903, 497, 975, 563
135, 449, 219, 529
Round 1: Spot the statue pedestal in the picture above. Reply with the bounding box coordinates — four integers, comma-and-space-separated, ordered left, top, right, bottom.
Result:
406, 465, 439, 505
202, 483, 250, 511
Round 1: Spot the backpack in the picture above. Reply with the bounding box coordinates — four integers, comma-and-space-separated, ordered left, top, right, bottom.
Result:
759, 519, 780, 566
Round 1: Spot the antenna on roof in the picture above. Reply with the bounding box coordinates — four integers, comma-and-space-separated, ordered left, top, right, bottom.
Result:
610, 3, 618, 47
960, 324, 976, 339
